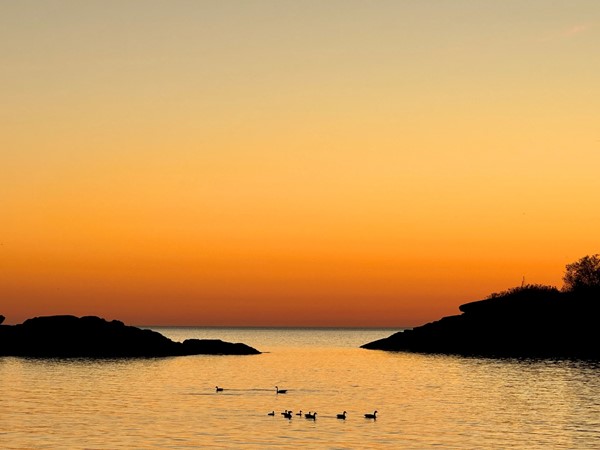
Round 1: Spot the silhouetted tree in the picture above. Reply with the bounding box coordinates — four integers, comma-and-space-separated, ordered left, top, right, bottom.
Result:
563, 254, 600, 292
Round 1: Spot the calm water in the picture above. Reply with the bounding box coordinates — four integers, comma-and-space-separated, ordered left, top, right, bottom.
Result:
1, 328, 599, 448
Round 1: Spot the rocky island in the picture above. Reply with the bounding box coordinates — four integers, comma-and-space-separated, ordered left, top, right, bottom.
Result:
0, 315, 260, 357
362, 255, 600, 359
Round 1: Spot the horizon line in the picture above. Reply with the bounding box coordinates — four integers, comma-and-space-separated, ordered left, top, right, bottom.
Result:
142, 324, 407, 330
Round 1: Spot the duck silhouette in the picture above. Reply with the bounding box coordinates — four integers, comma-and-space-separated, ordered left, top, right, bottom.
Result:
215, 386, 223, 392
364, 410, 377, 419
283, 411, 293, 419
267, 411, 275, 416
304, 412, 317, 419
337, 411, 347, 419
296, 410, 302, 416
275, 386, 287, 394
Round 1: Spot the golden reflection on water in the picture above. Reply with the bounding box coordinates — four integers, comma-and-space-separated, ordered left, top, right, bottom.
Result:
1, 329, 599, 448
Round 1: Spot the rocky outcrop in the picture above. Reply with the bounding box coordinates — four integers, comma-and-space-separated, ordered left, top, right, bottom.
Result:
362, 288, 599, 359
0, 315, 260, 357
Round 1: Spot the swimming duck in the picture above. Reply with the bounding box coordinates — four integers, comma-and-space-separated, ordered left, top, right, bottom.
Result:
364, 410, 377, 419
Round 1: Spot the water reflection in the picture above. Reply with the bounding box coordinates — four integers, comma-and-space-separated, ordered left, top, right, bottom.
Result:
1, 329, 598, 449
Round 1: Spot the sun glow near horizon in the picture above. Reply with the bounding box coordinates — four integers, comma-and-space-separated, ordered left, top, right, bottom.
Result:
1, 1, 599, 326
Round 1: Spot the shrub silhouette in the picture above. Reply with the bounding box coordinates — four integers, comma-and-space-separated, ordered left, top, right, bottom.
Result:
486, 284, 558, 300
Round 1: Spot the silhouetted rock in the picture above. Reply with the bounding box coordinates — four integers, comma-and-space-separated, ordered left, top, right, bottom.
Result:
0, 315, 260, 357
181, 339, 259, 355
362, 287, 600, 359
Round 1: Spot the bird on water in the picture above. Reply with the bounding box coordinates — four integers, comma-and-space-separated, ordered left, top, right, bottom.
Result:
304, 412, 317, 419
215, 386, 224, 392
364, 410, 377, 419
337, 411, 347, 419
296, 410, 302, 416
275, 386, 287, 394
283, 411, 293, 419
267, 411, 275, 416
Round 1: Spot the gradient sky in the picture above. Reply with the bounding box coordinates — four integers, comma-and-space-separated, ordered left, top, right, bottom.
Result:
1, 1, 599, 326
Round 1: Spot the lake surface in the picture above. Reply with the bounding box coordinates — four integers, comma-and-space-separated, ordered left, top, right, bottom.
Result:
1, 328, 599, 448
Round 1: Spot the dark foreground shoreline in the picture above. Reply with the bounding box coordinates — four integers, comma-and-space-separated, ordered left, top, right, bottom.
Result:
0, 315, 260, 357
362, 288, 600, 359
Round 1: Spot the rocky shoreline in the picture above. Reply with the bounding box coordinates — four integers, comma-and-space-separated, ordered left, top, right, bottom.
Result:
362, 287, 599, 359
0, 315, 260, 357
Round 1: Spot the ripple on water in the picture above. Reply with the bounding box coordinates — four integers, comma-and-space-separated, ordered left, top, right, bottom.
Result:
1, 329, 599, 448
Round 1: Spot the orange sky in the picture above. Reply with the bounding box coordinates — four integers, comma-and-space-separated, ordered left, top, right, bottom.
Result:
1, 1, 599, 326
